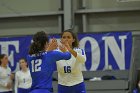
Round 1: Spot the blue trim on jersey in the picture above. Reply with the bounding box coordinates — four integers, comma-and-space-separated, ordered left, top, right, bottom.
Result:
58, 82, 86, 93
81, 49, 84, 55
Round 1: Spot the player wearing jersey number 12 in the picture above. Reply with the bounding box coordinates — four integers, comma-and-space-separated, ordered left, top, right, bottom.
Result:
27, 31, 71, 93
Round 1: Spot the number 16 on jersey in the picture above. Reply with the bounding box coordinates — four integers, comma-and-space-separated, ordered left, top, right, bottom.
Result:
64, 66, 71, 73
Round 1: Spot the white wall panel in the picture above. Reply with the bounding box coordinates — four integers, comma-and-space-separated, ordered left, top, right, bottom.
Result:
0, 16, 59, 36
0, 0, 60, 15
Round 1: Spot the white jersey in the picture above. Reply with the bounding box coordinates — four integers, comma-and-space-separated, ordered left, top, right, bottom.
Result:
56, 48, 86, 86
15, 70, 32, 93
0, 66, 12, 92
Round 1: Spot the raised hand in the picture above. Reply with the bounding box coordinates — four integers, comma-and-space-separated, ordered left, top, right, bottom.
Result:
59, 44, 67, 52
46, 38, 58, 51
60, 40, 71, 51
60, 40, 77, 57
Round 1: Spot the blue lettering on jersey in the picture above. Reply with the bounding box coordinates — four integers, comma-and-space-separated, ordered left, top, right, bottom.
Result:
64, 66, 71, 73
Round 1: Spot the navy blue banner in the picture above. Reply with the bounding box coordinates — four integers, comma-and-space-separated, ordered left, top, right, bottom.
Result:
0, 32, 132, 71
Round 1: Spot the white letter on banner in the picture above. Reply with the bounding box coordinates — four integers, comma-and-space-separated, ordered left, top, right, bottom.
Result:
0, 41, 19, 67
79, 36, 100, 71
102, 36, 127, 70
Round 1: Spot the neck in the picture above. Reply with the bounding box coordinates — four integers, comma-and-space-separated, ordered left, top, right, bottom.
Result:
70, 45, 73, 49
1, 64, 7, 68
22, 67, 28, 72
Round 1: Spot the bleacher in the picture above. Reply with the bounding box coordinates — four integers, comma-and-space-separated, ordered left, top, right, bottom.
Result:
53, 70, 130, 93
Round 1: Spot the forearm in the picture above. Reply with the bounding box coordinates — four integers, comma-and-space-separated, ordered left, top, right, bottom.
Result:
67, 48, 77, 57
76, 53, 86, 64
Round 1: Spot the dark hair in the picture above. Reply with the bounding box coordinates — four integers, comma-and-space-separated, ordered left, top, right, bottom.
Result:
0, 54, 6, 65
61, 29, 79, 48
29, 31, 49, 55
19, 58, 28, 70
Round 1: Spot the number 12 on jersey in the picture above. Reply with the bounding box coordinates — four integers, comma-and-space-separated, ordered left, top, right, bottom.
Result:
31, 59, 42, 72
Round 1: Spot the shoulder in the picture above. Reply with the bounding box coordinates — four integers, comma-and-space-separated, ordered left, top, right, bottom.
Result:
16, 71, 21, 76
7, 66, 11, 70
74, 47, 81, 50
27, 70, 31, 74
74, 48, 84, 52
6, 67, 11, 72
74, 48, 85, 55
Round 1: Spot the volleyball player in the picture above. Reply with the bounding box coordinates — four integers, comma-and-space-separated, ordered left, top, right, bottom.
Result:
57, 29, 87, 93
0, 54, 13, 93
27, 31, 71, 93
15, 58, 32, 93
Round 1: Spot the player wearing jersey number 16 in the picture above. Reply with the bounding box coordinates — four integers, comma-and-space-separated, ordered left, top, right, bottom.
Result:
57, 29, 87, 93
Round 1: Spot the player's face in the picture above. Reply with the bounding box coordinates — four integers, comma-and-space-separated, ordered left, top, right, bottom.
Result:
1, 55, 8, 65
19, 59, 27, 69
61, 32, 75, 47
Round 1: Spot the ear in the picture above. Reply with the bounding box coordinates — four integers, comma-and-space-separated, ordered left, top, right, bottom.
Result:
72, 39, 75, 43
